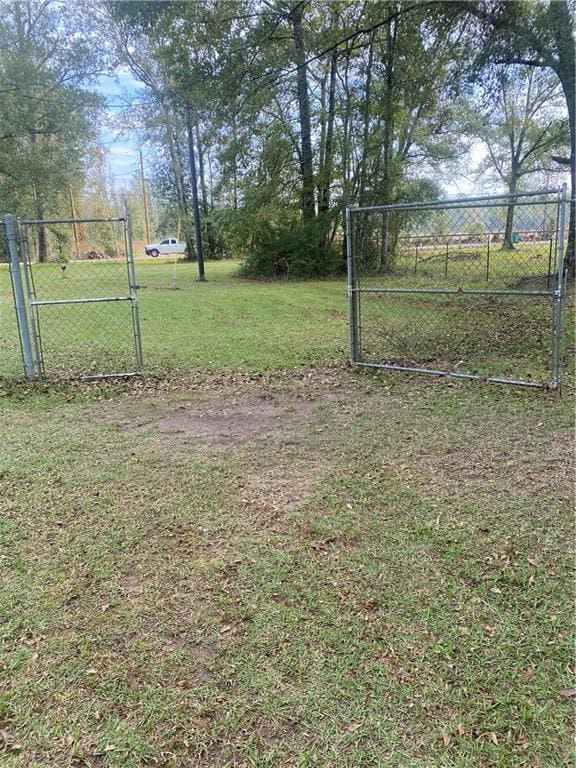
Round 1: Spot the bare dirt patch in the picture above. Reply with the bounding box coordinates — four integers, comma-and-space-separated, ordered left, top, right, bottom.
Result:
156, 393, 331, 448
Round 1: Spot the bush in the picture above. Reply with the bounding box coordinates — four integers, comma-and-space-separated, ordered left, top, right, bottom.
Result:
240, 218, 340, 279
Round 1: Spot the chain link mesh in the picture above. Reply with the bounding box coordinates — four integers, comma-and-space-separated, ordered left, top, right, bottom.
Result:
16, 218, 141, 379
349, 191, 568, 387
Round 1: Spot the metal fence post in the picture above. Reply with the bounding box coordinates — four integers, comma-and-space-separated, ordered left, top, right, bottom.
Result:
486, 235, 490, 279
346, 205, 359, 363
444, 242, 449, 277
4, 214, 36, 381
123, 201, 144, 373
17, 221, 44, 376
550, 184, 568, 389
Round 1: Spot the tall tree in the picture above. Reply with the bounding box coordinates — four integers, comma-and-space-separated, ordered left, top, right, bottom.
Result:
0, 0, 103, 260
464, 0, 575, 274
467, 66, 569, 249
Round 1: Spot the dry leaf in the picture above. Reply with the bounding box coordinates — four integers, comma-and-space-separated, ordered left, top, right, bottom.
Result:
457, 723, 467, 736
488, 731, 499, 746
485, 625, 497, 638
560, 688, 576, 698
442, 733, 451, 747
346, 723, 361, 733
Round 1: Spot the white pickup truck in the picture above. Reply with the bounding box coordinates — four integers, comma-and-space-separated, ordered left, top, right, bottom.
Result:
144, 238, 187, 257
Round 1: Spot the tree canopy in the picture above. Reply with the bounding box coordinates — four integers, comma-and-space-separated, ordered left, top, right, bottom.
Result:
0, 0, 572, 273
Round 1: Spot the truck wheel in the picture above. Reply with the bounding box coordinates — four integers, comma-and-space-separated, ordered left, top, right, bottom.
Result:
150, 249, 159, 258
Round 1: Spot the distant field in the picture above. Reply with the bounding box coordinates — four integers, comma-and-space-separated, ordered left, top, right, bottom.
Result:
360, 240, 560, 288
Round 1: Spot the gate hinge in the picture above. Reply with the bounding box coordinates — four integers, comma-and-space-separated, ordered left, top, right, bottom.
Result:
132, 284, 146, 290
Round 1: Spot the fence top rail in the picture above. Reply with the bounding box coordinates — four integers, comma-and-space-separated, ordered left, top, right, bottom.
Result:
19, 216, 127, 226
348, 188, 562, 214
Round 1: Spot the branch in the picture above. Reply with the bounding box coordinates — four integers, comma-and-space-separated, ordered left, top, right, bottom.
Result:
244, 1, 427, 99
494, 57, 547, 68
551, 155, 571, 166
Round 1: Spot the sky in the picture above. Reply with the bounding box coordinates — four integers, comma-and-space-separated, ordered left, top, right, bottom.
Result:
96, 66, 485, 199
96, 67, 571, 202
97, 67, 482, 198
96, 69, 146, 191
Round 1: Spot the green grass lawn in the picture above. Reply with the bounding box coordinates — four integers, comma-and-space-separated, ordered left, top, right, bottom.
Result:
0, 257, 574, 767
1, 260, 348, 379
1, 255, 570, 385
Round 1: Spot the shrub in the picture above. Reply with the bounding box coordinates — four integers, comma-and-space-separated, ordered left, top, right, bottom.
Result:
240, 218, 340, 279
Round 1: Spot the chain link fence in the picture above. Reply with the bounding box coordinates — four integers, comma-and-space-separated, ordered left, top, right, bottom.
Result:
347, 188, 570, 389
1, 211, 143, 382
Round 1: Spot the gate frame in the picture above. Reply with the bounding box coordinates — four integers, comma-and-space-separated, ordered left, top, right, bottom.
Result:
346, 186, 569, 390
9, 207, 144, 381
4, 214, 36, 380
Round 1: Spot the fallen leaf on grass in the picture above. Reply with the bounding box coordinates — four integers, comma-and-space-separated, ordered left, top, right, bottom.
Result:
560, 688, 576, 699
345, 723, 361, 733
442, 733, 452, 747
488, 732, 499, 746
457, 723, 467, 736
484, 625, 497, 637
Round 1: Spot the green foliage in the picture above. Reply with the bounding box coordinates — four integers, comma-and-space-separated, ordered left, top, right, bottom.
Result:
0, 1, 103, 222
240, 218, 341, 279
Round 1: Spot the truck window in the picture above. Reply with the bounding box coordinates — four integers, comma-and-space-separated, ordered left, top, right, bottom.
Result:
160, 239, 169, 245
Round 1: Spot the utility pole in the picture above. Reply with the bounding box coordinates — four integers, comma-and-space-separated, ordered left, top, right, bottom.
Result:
139, 148, 151, 244
185, 101, 205, 281
68, 185, 80, 259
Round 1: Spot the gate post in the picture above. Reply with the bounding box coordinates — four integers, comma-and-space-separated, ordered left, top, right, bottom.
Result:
123, 200, 144, 373
346, 205, 359, 363
4, 214, 36, 381
550, 184, 568, 389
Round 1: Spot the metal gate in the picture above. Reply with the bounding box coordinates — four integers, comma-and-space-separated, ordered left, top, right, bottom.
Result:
3, 207, 143, 381
346, 187, 569, 389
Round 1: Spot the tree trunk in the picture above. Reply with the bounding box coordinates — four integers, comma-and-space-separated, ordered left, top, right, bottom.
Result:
502, 176, 518, 251
33, 186, 48, 263
379, 15, 397, 273
290, 1, 315, 222
319, 46, 337, 217
185, 103, 205, 281
558, 78, 575, 277
165, 115, 193, 260
194, 119, 217, 258
232, 116, 239, 211
359, 32, 375, 205
549, 0, 575, 277
340, 45, 353, 268
317, 69, 327, 209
